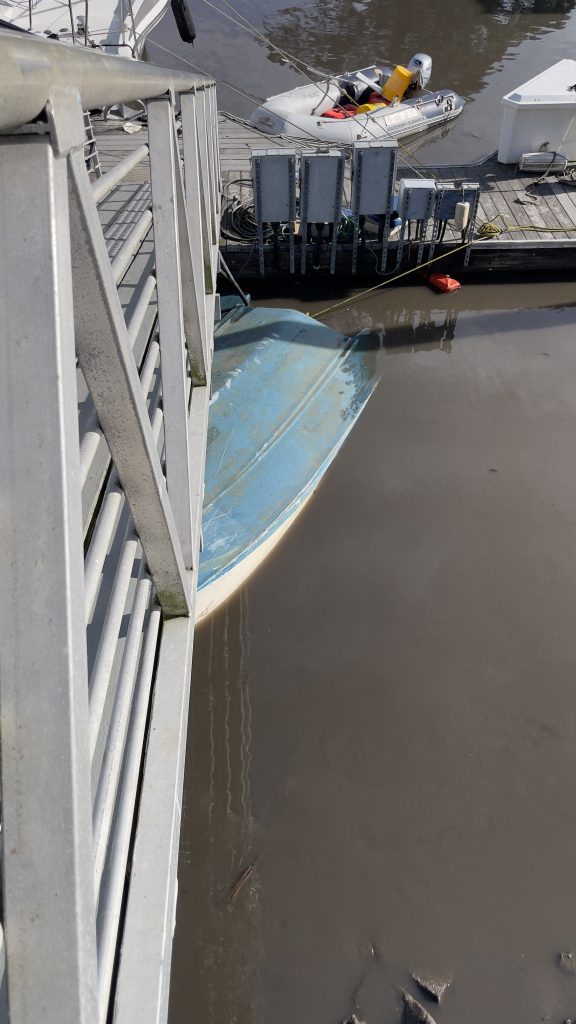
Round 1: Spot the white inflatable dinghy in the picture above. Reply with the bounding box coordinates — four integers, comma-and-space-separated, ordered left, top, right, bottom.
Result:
250, 53, 464, 144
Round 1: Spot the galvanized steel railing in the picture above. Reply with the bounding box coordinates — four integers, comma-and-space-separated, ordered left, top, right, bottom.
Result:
0, 30, 220, 1024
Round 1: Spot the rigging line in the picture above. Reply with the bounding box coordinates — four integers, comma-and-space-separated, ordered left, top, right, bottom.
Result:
193, 0, 451, 175
194, 0, 330, 80
146, 39, 443, 180
308, 239, 473, 320
192, 0, 413, 155
194, 0, 398, 150
145, 37, 349, 148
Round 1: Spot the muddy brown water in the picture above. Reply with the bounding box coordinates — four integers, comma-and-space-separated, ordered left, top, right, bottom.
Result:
152, 3, 576, 1022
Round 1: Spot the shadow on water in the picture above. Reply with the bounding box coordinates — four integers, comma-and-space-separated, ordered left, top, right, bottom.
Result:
168, 592, 262, 1024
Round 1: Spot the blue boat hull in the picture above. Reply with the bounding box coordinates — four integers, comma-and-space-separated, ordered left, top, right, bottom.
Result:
196, 305, 378, 620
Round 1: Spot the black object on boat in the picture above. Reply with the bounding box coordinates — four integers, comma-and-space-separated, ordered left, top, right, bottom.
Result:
170, 0, 196, 44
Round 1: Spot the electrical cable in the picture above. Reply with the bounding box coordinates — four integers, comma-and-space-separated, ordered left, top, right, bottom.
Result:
218, 251, 250, 304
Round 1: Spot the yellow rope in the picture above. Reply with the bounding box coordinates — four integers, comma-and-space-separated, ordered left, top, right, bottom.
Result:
307, 240, 471, 320
477, 217, 576, 238
477, 220, 502, 238
308, 216, 576, 321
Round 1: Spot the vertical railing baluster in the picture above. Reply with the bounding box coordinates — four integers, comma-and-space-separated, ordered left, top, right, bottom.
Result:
147, 95, 194, 568
180, 89, 210, 355
207, 85, 221, 217
195, 87, 218, 284
170, 98, 208, 384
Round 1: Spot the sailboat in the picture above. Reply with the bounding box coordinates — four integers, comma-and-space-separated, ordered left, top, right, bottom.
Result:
0, 0, 195, 56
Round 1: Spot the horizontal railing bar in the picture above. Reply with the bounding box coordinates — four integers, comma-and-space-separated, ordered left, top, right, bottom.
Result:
88, 393, 165, 789
111, 209, 153, 285
103, 183, 150, 250
84, 485, 125, 624
89, 534, 139, 788
93, 576, 152, 897
188, 385, 211, 557
139, 339, 160, 399
126, 274, 156, 349
80, 302, 157, 500
92, 146, 149, 205
0, 30, 214, 132
112, 610, 195, 1022
79, 411, 103, 489
96, 605, 162, 1021
83, 341, 163, 624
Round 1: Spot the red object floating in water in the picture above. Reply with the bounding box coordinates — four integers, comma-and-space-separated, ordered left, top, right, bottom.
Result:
427, 272, 461, 293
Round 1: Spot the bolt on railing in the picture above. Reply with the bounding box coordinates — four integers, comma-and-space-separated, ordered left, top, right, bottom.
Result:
0, 30, 220, 1024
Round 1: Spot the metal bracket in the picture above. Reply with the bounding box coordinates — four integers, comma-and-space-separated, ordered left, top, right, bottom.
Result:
46, 86, 86, 156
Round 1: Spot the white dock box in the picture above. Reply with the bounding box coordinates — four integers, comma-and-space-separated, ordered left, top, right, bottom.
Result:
498, 59, 576, 163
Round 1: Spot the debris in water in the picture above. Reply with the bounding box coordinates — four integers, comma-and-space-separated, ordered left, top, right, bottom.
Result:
426, 272, 461, 293
411, 971, 453, 1003
340, 1016, 366, 1024
227, 861, 256, 904
558, 951, 576, 975
402, 990, 438, 1024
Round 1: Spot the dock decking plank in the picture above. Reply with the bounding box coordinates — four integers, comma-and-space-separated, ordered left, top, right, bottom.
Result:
94, 113, 576, 278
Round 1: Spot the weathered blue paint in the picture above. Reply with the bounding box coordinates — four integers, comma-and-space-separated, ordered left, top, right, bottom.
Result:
198, 305, 379, 599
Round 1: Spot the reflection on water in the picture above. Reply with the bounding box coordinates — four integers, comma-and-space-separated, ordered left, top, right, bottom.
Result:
168, 593, 261, 1024
168, 293, 576, 1024
161, 0, 576, 1019
261, 0, 576, 97
480, 0, 576, 15
324, 305, 458, 355
150, 0, 576, 143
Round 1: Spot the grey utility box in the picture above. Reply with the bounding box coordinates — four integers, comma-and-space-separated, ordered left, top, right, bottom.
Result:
251, 149, 297, 224
398, 178, 436, 220
299, 150, 345, 224
352, 140, 398, 216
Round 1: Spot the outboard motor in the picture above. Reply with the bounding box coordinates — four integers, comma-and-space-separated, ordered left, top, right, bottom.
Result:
406, 53, 432, 89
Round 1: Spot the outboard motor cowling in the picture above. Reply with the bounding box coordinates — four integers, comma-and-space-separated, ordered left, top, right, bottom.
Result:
406, 53, 432, 89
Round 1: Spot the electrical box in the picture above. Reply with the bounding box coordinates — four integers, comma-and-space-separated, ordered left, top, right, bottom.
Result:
435, 182, 460, 220
398, 178, 436, 220
251, 149, 296, 223
299, 150, 345, 224
299, 150, 345, 274
351, 140, 398, 216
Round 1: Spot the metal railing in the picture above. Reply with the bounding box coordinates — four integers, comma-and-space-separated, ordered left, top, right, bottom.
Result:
0, 30, 220, 1023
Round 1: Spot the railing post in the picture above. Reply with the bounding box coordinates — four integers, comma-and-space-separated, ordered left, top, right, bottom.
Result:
207, 85, 221, 217
193, 87, 217, 291
147, 95, 195, 566
0, 132, 98, 1024
170, 98, 209, 383
180, 89, 211, 363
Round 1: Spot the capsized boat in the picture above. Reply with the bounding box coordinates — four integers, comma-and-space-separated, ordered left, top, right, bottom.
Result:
250, 53, 464, 144
195, 304, 379, 621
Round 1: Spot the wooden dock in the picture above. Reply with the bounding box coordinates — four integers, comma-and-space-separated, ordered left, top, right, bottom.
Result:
93, 111, 576, 281
217, 112, 576, 280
